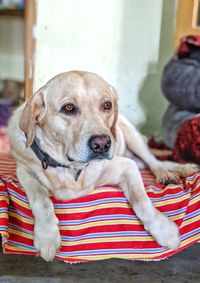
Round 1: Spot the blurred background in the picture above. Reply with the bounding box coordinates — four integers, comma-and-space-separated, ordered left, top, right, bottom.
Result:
0, 0, 199, 137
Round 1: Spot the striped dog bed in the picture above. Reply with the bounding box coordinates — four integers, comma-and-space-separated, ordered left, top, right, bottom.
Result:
0, 153, 200, 263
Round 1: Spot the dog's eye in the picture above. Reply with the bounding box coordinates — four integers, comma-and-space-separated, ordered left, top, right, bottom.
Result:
102, 101, 112, 111
62, 103, 77, 114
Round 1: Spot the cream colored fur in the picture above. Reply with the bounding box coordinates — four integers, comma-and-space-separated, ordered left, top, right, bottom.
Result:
8, 71, 198, 261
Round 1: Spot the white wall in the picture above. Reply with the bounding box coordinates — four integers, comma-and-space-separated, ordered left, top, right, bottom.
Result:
0, 16, 24, 81
34, 0, 176, 134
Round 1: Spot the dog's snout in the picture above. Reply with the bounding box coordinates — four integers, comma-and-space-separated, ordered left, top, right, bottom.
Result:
89, 135, 111, 154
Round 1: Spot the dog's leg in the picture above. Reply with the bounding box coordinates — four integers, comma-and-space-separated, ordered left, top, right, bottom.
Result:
118, 115, 198, 184
97, 156, 180, 250
17, 165, 61, 261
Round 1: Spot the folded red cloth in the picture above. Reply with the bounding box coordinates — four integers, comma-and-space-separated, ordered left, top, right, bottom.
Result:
1, 153, 200, 263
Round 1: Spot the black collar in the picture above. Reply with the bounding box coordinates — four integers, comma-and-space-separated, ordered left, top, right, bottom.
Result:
30, 138, 82, 181
31, 138, 70, 169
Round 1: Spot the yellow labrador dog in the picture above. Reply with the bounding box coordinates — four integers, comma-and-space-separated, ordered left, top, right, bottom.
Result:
8, 71, 198, 261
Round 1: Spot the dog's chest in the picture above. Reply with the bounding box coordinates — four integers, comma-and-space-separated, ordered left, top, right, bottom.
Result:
46, 167, 80, 189
46, 167, 91, 200
44, 163, 102, 201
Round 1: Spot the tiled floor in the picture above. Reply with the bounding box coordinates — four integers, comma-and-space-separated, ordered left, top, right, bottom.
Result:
0, 244, 200, 283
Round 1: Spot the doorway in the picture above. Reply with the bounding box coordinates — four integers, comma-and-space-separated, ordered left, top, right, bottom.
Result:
0, 0, 35, 126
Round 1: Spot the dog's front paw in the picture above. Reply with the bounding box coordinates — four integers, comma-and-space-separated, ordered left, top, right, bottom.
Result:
34, 221, 61, 261
145, 214, 180, 250
180, 163, 199, 177
153, 167, 180, 185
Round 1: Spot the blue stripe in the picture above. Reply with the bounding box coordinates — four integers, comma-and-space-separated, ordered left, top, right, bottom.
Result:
191, 191, 200, 199
145, 185, 163, 191
183, 209, 200, 220
145, 185, 184, 192
186, 175, 198, 181
59, 214, 137, 225
0, 226, 8, 231
0, 192, 8, 197
7, 188, 28, 203
53, 197, 128, 208
8, 240, 36, 251
164, 207, 187, 217
59, 247, 165, 256
150, 191, 187, 201
61, 231, 149, 241
8, 207, 33, 220
0, 208, 7, 213
9, 223, 33, 235
180, 227, 200, 240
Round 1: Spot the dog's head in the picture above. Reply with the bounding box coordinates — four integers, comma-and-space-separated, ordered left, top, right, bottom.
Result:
20, 71, 118, 164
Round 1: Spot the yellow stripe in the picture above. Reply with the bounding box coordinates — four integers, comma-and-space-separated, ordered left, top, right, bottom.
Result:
0, 213, 8, 219
154, 194, 189, 207
180, 215, 200, 228
8, 211, 34, 225
188, 196, 200, 206
55, 203, 131, 214
170, 213, 186, 221
0, 195, 9, 205
59, 219, 143, 230
8, 228, 33, 240
62, 236, 154, 246
146, 186, 182, 194
9, 195, 30, 209
180, 233, 200, 247
3, 244, 32, 252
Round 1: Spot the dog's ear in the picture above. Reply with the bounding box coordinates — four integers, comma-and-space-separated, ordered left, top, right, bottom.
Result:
19, 87, 47, 148
111, 90, 118, 139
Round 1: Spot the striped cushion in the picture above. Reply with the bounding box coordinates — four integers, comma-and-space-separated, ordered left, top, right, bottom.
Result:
0, 154, 200, 262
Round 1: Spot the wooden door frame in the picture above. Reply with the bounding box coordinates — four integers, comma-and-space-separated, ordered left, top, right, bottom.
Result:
175, 0, 200, 48
24, 0, 36, 99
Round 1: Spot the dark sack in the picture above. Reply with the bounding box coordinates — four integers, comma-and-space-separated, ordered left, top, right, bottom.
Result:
162, 35, 200, 112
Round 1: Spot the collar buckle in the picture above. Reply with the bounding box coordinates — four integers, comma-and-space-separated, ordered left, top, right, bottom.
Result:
41, 155, 50, 169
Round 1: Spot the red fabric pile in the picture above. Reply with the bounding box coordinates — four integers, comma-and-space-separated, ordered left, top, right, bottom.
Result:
173, 116, 200, 164
148, 115, 200, 164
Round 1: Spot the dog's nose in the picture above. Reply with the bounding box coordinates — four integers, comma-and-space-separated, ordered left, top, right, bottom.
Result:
89, 135, 111, 154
